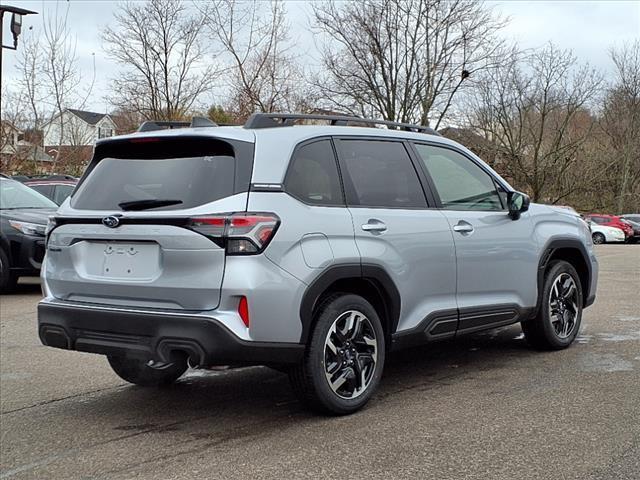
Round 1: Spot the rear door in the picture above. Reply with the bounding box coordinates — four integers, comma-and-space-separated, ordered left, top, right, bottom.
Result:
411, 142, 538, 333
334, 137, 458, 338
45, 136, 253, 311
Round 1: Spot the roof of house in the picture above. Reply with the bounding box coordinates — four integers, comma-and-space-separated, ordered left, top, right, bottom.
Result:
67, 109, 111, 125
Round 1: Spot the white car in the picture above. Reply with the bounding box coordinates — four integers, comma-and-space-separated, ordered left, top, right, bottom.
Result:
590, 223, 625, 244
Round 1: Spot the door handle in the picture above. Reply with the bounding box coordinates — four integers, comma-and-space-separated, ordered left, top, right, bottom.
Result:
453, 220, 474, 234
362, 220, 387, 233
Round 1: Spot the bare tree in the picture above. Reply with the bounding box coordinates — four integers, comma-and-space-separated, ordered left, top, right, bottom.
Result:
467, 43, 603, 203
200, 0, 304, 121
15, 35, 45, 139
312, 0, 506, 127
601, 41, 640, 213
40, 6, 83, 163
11, 3, 95, 173
103, 0, 216, 121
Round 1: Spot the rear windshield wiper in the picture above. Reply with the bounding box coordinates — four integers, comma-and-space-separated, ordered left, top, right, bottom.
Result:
118, 199, 183, 211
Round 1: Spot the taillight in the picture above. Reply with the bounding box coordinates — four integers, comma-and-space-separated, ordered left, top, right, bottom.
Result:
190, 215, 226, 237
188, 212, 279, 255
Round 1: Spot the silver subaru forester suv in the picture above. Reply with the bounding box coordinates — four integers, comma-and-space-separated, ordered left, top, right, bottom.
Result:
38, 113, 598, 414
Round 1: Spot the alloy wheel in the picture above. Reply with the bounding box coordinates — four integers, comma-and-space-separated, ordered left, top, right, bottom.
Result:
548, 273, 580, 339
592, 233, 605, 245
323, 310, 378, 399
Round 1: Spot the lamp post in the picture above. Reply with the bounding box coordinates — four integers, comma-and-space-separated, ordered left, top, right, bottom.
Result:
0, 5, 38, 101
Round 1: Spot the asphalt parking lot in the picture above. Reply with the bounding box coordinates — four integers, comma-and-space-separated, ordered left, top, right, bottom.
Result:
0, 244, 638, 479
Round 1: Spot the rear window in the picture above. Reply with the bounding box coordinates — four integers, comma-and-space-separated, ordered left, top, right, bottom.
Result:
71, 137, 252, 211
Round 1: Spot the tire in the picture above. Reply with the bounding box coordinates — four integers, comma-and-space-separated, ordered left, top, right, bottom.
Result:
107, 355, 188, 387
289, 293, 385, 415
0, 248, 18, 294
592, 232, 605, 245
522, 260, 583, 350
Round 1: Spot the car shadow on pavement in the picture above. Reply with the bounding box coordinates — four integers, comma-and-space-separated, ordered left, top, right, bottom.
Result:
6, 279, 43, 296
40, 324, 535, 444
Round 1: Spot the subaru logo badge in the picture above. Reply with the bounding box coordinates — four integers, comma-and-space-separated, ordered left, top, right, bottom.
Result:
102, 216, 120, 228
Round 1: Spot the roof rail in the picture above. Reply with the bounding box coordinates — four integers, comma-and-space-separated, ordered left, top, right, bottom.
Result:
137, 116, 218, 132
243, 113, 439, 135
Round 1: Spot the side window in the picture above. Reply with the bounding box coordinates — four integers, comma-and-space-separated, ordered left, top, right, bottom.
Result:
337, 140, 427, 208
30, 184, 54, 199
413, 144, 503, 211
53, 184, 75, 205
285, 139, 343, 206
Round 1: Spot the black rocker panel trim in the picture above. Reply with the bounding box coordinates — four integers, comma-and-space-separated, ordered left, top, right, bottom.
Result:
391, 304, 534, 351
391, 309, 458, 350
299, 263, 402, 344
456, 305, 525, 335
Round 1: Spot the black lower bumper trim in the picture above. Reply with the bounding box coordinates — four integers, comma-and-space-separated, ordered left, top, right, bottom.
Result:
38, 302, 304, 366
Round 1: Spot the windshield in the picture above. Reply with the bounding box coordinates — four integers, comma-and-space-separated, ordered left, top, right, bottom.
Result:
0, 179, 58, 209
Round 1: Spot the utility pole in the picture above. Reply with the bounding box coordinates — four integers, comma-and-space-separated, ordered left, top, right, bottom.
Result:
0, 5, 38, 105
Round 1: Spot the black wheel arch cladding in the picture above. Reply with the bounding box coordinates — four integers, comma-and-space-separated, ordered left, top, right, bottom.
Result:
299, 263, 401, 344
536, 239, 592, 311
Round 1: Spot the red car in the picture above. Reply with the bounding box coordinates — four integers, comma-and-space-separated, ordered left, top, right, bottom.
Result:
585, 214, 634, 240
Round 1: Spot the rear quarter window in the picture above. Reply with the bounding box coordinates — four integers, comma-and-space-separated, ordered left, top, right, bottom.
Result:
285, 139, 343, 206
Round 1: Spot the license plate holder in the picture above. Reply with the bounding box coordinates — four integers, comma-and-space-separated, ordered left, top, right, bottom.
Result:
101, 242, 160, 279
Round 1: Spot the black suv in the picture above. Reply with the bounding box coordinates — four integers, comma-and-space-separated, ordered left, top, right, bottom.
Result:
0, 177, 57, 292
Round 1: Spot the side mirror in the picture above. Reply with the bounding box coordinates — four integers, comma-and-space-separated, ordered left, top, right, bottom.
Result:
507, 191, 530, 220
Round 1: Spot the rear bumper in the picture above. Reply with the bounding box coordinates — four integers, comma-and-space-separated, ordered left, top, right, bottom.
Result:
38, 300, 304, 366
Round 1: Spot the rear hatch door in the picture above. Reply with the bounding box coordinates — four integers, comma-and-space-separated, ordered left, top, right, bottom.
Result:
45, 134, 253, 310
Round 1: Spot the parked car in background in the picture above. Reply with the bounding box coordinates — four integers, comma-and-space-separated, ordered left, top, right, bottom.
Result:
0, 177, 57, 292
585, 214, 633, 241
13, 175, 78, 206
620, 215, 640, 243
589, 223, 626, 244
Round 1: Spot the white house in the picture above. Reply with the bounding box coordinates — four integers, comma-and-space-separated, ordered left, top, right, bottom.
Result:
43, 109, 117, 147
0, 121, 22, 155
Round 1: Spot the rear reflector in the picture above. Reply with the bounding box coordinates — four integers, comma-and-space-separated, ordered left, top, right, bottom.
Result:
238, 296, 250, 327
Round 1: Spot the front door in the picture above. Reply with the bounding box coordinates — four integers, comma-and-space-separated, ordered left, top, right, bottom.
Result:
411, 142, 539, 334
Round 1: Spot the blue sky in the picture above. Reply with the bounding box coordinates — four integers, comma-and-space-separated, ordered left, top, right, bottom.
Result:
2, 0, 639, 112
